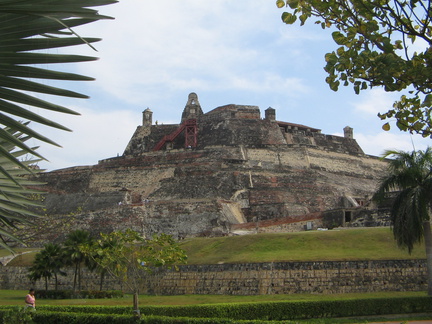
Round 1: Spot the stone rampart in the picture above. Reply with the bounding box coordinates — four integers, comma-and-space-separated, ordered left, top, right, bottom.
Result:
1, 259, 426, 295
32, 144, 388, 240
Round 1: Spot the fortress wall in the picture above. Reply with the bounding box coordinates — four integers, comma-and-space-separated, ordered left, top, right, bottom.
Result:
306, 149, 386, 178
245, 147, 310, 169
34, 146, 388, 240
65, 200, 228, 240
35, 166, 93, 193
1, 260, 426, 295
88, 168, 176, 195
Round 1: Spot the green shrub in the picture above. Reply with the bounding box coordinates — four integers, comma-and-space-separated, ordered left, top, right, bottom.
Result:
32, 311, 138, 324
38, 305, 132, 315
32, 312, 279, 324
15, 296, 432, 322
0, 306, 35, 324
35, 290, 123, 300
137, 296, 432, 320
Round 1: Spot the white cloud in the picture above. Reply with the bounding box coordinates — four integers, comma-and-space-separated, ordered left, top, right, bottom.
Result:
355, 131, 431, 157
65, 1, 314, 107
32, 106, 138, 171
351, 88, 397, 116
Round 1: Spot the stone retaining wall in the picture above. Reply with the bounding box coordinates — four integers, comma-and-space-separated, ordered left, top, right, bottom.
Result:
1, 260, 427, 295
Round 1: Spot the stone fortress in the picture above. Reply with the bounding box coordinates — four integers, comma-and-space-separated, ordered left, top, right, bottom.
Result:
36, 92, 389, 243
6, 93, 425, 295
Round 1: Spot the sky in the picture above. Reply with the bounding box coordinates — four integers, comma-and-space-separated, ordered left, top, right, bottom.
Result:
30, 1, 431, 171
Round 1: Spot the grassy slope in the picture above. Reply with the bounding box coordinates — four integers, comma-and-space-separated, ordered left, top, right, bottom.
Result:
180, 227, 425, 264
1, 227, 426, 266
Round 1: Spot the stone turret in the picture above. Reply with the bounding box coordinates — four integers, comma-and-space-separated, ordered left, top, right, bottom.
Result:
344, 126, 353, 139
142, 108, 153, 127
181, 92, 203, 122
265, 107, 276, 121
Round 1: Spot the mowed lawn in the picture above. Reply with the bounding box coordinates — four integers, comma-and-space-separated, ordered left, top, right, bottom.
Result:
0, 289, 428, 307
180, 227, 425, 264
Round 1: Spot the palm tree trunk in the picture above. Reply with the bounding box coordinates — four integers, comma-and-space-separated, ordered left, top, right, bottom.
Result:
423, 221, 432, 295
54, 273, 58, 290
73, 263, 78, 291
78, 262, 81, 291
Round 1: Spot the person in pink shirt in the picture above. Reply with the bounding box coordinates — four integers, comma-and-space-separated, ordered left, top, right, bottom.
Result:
25, 288, 36, 310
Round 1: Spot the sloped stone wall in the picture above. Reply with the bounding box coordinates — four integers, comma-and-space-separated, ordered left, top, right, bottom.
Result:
1, 260, 426, 295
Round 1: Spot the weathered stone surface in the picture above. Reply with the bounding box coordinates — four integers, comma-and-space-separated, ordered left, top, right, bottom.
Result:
32, 93, 388, 242
1, 260, 426, 295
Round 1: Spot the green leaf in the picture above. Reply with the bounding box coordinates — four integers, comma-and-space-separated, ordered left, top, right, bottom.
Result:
287, 0, 299, 9
282, 12, 297, 24
332, 31, 346, 45
325, 52, 338, 65
276, 0, 285, 8
0, 64, 94, 81
329, 80, 340, 91
382, 122, 391, 131
422, 94, 432, 107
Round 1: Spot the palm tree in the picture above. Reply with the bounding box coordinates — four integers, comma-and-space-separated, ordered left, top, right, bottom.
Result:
28, 242, 66, 290
0, 0, 116, 250
63, 229, 93, 291
373, 148, 432, 295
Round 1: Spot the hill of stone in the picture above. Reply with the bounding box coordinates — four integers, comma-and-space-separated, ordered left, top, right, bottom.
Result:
33, 93, 389, 243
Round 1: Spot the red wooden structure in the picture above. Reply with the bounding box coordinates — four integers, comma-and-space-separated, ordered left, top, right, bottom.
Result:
153, 119, 197, 151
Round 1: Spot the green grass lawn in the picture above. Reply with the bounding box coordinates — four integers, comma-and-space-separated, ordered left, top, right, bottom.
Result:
1, 227, 426, 267
0, 289, 428, 306
180, 227, 425, 264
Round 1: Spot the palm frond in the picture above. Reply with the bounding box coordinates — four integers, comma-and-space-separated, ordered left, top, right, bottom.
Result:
374, 148, 432, 253
0, 0, 116, 251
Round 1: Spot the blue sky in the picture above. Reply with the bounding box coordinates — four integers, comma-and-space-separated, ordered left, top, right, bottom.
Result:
31, 1, 431, 171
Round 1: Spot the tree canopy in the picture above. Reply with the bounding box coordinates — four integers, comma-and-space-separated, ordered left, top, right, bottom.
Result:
276, 0, 432, 137
80, 230, 187, 317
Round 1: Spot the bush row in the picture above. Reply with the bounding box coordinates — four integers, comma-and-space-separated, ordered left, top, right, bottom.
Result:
0, 308, 280, 324
142, 296, 432, 320
29, 296, 432, 321
35, 290, 124, 299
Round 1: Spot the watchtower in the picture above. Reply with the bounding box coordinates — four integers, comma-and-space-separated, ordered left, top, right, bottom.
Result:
181, 92, 203, 122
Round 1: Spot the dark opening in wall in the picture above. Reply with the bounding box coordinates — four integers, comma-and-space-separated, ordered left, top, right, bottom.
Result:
345, 211, 352, 223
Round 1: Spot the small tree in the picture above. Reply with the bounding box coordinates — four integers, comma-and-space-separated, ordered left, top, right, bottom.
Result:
63, 229, 94, 291
80, 229, 187, 318
276, 0, 432, 137
28, 243, 66, 290
373, 148, 432, 295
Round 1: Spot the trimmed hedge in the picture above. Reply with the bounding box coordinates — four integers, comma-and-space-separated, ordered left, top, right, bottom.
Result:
132, 296, 432, 320
1, 296, 431, 323
37, 305, 133, 315
0, 308, 283, 324
35, 290, 124, 299
32, 312, 281, 324
30, 296, 432, 321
